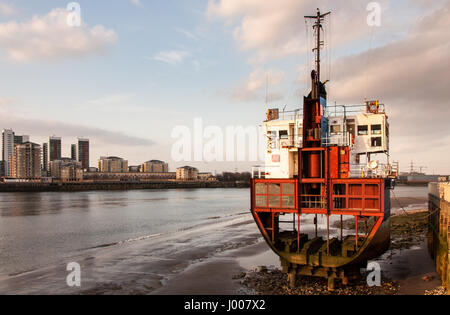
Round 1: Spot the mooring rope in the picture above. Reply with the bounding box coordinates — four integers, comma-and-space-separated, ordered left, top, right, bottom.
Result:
391, 189, 411, 217
392, 189, 440, 219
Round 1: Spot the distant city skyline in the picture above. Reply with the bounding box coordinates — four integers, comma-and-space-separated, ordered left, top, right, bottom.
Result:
0, 128, 178, 174
0, 1, 448, 173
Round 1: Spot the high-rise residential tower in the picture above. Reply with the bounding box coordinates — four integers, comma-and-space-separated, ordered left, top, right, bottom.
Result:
42, 143, 49, 172
14, 135, 30, 145
71, 144, 77, 161
78, 138, 89, 170
49, 136, 61, 162
2, 129, 15, 176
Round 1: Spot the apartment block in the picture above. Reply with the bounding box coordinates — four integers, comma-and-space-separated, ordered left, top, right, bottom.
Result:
141, 160, 169, 173
49, 137, 62, 162
49, 158, 83, 182
176, 166, 199, 181
78, 138, 89, 170
2, 129, 14, 176
98, 156, 128, 173
9, 142, 42, 179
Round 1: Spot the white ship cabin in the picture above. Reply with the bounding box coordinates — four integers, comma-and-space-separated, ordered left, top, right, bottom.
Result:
327, 101, 392, 177
253, 101, 397, 180
260, 109, 302, 179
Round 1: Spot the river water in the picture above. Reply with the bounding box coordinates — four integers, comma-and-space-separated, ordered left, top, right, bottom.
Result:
0, 185, 428, 279
0, 188, 249, 276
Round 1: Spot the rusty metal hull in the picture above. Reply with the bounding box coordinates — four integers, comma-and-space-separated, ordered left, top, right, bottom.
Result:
250, 178, 391, 278
251, 211, 390, 268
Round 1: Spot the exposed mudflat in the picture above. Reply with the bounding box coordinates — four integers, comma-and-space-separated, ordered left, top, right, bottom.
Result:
238, 210, 447, 295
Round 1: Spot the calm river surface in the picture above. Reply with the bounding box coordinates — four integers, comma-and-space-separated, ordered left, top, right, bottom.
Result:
0, 188, 249, 275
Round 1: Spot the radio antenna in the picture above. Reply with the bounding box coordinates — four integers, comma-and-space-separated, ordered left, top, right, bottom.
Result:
304, 8, 331, 99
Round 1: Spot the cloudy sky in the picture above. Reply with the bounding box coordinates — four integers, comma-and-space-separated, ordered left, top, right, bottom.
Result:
0, 0, 448, 174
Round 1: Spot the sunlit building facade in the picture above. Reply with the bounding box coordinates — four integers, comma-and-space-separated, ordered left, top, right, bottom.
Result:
98, 156, 128, 173
141, 160, 169, 173
49, 158, 83, 182
9, 142, 42, 179
176, 166, 198, 181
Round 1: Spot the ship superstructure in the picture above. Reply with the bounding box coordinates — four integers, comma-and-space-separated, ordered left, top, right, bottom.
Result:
250, 10, 398, 289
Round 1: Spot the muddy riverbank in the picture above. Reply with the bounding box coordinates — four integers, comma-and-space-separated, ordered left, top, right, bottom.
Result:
238, 211, 447, 295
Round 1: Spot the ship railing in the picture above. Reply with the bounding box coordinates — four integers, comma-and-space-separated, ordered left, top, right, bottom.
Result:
326, 103, 386, 116
266, 112, 303, 122
278, 113, 303, 121
350, 163, 399, 179
322, 132, 352, 147
300, 194, 326, 209
251, 166, 277, 179
279, 135, 302, 148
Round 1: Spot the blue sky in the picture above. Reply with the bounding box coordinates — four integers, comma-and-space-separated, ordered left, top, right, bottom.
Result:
0, 0, 449, 173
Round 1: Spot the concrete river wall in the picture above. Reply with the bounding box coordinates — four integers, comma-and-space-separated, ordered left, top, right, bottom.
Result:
428, 182, 450, 291
0, 181, 249, 193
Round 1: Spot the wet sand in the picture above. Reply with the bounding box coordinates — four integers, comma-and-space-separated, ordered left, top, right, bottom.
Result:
237, 210, 445, 295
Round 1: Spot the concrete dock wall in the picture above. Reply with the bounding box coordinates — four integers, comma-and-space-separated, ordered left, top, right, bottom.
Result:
428, 182, 450, 292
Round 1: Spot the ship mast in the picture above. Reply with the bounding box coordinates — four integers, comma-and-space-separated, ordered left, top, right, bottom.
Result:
305, 9, 330, 99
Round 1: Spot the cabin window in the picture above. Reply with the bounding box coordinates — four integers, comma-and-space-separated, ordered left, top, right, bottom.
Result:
371, 137, 382, 147
268, 131, 278, 149
371, 124, 382, 135
268, 130, 277, 139
279, 130, 289, 139
358, 125, 368, 136
330, 125, 341, 134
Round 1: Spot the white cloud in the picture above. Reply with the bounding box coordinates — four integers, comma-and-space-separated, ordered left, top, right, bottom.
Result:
174, 27, 199, 41
206, 0, 437, 64
0, 97, 14, 106
0, 2, 15, 16
330, 1, 450, 113
231, 69, 285, 102
130, 0, 142, 7
192, 60, 200, 72
0, 8, 117, 62
0, 104, 154, 147
153, 50, 189, 65
85, 93, 183, 116
87, 93, 136, 106
207, 0, 380, 62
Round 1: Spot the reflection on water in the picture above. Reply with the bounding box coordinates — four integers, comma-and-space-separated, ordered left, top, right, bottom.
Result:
0, 193, 95, 217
